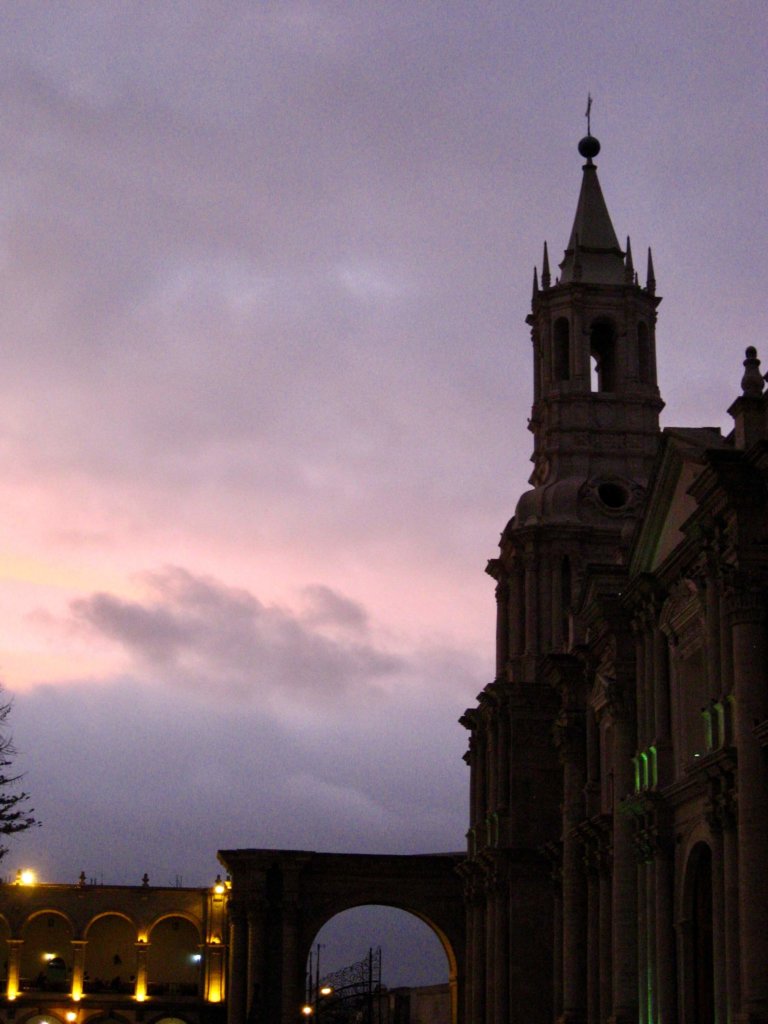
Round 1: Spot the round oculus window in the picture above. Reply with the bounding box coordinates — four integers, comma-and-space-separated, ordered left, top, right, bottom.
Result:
597, 482, 629, 510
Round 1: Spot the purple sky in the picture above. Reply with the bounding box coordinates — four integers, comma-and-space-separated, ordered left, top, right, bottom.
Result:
0, 0, 766, 985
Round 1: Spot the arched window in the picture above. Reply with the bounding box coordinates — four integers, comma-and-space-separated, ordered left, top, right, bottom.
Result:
637, 321, 651, 383
685, 844, 715, 1023
553, 318, 570, 381
590, 319, 617, 392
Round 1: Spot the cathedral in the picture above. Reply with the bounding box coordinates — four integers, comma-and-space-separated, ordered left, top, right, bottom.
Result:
459, 132, 768, 1024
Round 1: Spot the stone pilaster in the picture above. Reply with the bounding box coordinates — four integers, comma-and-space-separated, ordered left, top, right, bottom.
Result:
728, 584, 768, 1021
227, 903, 248, 1024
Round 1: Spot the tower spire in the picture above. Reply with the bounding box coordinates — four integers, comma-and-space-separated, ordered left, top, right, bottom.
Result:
625, 235, 634, 283
646, 246, 656, 295
541, 241, 551, 289
558, 132, 625, 285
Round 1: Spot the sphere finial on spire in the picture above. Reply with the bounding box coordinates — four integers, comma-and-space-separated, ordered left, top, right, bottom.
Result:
578, 92, 600, 164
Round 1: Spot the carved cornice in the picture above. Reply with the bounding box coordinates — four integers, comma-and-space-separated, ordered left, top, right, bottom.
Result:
621, 792, 674, 861
573, 814, 613, 875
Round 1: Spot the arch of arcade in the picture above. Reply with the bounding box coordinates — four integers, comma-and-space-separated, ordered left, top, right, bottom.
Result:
218, 849, 465, 1024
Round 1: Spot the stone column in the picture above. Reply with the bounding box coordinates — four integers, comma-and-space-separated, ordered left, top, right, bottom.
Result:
476, 733, 488, 824
609, 694, 638, 1024
70, 939, 87, 1002
652, 624, 671, 786
487, 716, 498, 813
280, 895, 301, 1024
709, 823, 728, 1024
6, 939, 23, 1001
205, 940, 226, 1004
724, 820, 741, 1017
633, 622, 646, 751
599, 865, 613, 1024
497, 699, 510, 811
494, 878, 509, 1024
552, 873, 564, 1022
552, 557, 564, 651
557, 715, 587, 1023
729, 587, 768, 1021
587, 868, 600, 1024
510, 564, 525, 657
495, 578, 510, 679
471, 894, 486, 1024
705, 571, 722, 695
524, 550, 538, 654
654, 838, 677, 1024
247, 900, 267, 1020
637, 864, 647, 1024
135, 941, 150, 1004
463, 886, 475, 1024
484, 881, 496, 1024
227, 904, 248, 1024
643, 624, 655, 751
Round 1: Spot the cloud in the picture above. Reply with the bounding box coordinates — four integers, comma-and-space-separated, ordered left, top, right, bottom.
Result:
69, 567, 399, 706
300, 584, 369, 634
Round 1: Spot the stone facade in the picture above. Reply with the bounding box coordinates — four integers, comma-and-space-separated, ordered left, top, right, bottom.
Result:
461, 136, 768, 1023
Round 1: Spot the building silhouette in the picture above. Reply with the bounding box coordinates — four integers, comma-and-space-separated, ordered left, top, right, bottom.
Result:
3, 134, 768, 1024
460, 133, 768, 1024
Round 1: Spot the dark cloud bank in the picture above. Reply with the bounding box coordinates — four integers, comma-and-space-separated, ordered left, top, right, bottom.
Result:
9, 570, 473, 894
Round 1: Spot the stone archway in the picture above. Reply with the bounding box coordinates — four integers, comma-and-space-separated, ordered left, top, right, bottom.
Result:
681, 842, 715, 1024
219, 849, 465, 1024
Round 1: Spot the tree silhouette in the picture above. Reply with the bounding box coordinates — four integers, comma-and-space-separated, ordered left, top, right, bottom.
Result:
0, 695, 39, 859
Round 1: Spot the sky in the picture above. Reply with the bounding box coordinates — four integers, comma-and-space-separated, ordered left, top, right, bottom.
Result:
0, 0, 766, 985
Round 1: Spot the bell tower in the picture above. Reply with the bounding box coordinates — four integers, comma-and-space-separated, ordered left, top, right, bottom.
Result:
459, 132, 664, 1024
528, 131, 663, 503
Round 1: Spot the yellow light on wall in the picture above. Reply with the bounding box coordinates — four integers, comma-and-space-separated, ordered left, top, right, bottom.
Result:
7, 985, 17, 1002
134, 980, 147, 1002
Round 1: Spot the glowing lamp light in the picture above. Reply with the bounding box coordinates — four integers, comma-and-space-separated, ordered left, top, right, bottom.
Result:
192, 954, 202, 963
301, 1006, 314, 1016
213, 883, 226, 895
66, 1012, 78, 1022
19, 869, 36, 885
43, 953, 56, 962
320, 986, 333, 997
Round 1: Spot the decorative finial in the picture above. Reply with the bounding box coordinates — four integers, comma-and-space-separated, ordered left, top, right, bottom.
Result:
578, 93, 600, 165
741, 346, 764, 397
541, 241, 551, 289
532, 266, 539, 300
625, 236, 634, 283
646, 247, 656, 295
